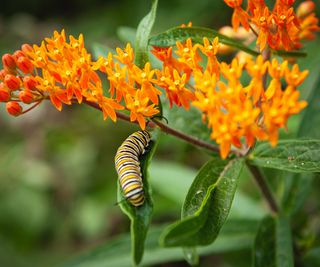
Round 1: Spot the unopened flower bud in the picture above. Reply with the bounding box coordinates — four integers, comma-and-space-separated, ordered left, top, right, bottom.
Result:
13, 50, 26, 60
19, 90, 34, 104
0, 69, 7, 81
280, 0, 295, 6
16, 57, 34, 74
2, 54, 16, 69
21, 44, 33, 54
6, 101, 22, 116
297, 1, 315, 18
0, 83, 10, 102
23, 76, 38, 91
4, 74, 21, 90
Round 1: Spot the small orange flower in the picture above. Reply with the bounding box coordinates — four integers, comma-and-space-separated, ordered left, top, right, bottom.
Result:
130, 62, 161, 104
114, 43, 134, 66
125, 90, 159, 129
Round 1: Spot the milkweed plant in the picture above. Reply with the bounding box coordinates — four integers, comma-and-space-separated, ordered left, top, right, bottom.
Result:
1, 0, 320, 266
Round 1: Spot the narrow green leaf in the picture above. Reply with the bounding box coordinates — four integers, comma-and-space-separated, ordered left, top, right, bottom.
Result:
61, 219, 257, 267
117, 134, 158, 265
248, 140, 320, 173
254, 215, 294, 267
271, 48, 307, 58
134, 0, 158, 67
134, 0, 162, 117
161, 158, 244, 247
149, 26, 260, 56
149, 26, 306, 58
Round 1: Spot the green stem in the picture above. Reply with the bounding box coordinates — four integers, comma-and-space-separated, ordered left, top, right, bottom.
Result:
82, 99, 222, 154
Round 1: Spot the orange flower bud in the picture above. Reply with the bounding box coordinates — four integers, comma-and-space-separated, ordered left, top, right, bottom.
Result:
19, 90, 34, 104
224, 0, 243, 8
0, 69, 7, 81
16, 57, 34, 74
2, 53, 16, 69
13, 50, 25, 60
21, 44, 33, 54
23, 76, 38, 91
297, 1, 315, 18
0, 89, 10, 102
4, 74, 21, 90
280, 0, 295, 6
6, 101, 22, 116
0, 83, 10, 102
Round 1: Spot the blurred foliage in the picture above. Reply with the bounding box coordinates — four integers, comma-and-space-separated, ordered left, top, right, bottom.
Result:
0, 1, 319, 267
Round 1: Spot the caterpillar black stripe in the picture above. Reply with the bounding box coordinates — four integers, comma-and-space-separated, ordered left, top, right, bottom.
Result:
115, 130, 151, 207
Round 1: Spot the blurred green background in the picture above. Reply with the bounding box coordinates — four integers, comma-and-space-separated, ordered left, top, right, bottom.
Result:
0, 1, 319, 267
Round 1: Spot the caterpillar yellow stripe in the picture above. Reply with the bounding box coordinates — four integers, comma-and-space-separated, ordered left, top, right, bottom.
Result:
115, 130, 151, 207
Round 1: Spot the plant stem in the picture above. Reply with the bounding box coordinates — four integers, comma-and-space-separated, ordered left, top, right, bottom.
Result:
247, 163, 279, 213
151, 118, 221, 153
82, 99, 222, 154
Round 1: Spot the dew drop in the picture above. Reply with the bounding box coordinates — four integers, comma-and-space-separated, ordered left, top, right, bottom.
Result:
196, 190, 203, 195
301, 162, 305, 166
266, 160, 270, 164
294, 165, 298, 168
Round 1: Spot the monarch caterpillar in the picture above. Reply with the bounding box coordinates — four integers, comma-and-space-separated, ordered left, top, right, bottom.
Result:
115, 130, 152, 207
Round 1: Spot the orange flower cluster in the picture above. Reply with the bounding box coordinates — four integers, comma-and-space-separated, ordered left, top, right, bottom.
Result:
0, 30, 160, 129
224, 0, 319, 51
152, 37, 308, 158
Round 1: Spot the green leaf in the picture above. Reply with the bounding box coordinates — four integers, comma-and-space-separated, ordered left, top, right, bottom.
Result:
134, 0, 158, 67
271, 49, 307, 58
253, 215, 294, 267
117, 134, 158, 265
61, 220, 257, 267
149, 26, 260, 56
248, 140, 320, 173
150, 160, 265, 219
160, 158, 244, 247
149, 26, 306, 58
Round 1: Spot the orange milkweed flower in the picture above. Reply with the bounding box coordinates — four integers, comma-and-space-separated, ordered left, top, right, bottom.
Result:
114, 43, 134, 67
224, 0, 319, 51
245, 55, 269, 103
175, 38, 202, 70
129, 62, 161, 104
224, 0, 250, 31
125, 90, 159, 130
163, 69, 195, 109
